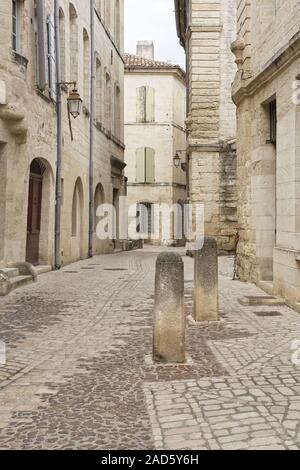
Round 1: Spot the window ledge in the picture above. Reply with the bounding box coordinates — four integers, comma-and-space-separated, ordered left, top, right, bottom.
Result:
12, 51, 28, 69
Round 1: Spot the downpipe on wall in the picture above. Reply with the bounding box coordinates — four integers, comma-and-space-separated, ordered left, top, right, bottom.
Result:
54, 0, 62, 269
88, 0, 95, 258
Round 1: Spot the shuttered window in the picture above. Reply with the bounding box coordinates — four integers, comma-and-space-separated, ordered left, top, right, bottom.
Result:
47, 14, 56, 102
136, 86, 155, 122
136, 148, 155, 183
12, 0, 20, 52
36, 0, 48, 91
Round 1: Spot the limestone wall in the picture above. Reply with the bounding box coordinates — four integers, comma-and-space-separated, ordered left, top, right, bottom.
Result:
0, 0, 125, 267
183, 0, 237, 251
124, 69, 187, 245
232, 0, 300, 311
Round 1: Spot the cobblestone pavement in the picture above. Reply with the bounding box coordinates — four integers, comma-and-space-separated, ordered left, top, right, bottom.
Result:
0, 247, 300, 449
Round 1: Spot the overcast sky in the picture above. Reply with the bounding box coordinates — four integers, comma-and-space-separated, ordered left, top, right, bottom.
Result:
124, 0, 185, 69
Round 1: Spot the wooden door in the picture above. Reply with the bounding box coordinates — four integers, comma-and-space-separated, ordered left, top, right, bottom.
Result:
26, 174, 43, 265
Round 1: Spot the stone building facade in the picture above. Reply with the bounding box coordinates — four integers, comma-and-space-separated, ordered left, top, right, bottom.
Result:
124, 41, 187, 245
231, 0, 300, 312
0, 0, 125, 270
174, 0, 238, 252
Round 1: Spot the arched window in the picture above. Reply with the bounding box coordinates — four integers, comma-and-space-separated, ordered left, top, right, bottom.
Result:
59, 8, 66, 81
104, 71, 111, 130
83, 28, 90, 107
136, 148, 155, 183
94, 183, 105, 231
259, 0, 275, 32
114, 0, 121, 48
95, 57, 102, 123
72, 179, 82, 237
105, 0, 111, 30
114, 83, 121, 138
136, 86, 155, 123
69, 3, 78, 83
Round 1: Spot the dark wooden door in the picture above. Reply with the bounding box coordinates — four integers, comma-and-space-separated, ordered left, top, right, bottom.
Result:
26, 174, 43, 265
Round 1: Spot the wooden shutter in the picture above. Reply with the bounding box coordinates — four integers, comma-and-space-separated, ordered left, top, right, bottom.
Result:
136, 86, 146, 122
36, 0, 48, 91
146, 86, 155, 122
136, 148, 145, 182
145, 148, 155, 183
47, 14, 56, 101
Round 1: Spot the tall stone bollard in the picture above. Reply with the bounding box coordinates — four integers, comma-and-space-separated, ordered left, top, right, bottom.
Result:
194, 237, 219, 321
153, 252, 185, 363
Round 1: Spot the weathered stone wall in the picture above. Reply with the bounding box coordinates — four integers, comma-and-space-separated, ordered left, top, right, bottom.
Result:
180, 0, 237, 251
232, 0, 300, 312
0, 0, 125, 267
124, 65, 187, 245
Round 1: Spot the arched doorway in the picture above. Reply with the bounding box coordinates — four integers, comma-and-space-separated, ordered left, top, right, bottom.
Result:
71, 177, 84, 261
26, 159, 46, 265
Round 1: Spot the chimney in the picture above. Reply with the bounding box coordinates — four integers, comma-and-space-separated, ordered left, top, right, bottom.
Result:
136, 40, 154, 60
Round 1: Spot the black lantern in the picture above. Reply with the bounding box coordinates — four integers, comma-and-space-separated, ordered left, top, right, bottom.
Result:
173, 152, 181, 168
67, 87, 82, 119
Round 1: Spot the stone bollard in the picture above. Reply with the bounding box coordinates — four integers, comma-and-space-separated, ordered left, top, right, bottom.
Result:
0, 272, 11, 297
153, 252, 185, 363
194, 237, 219, 321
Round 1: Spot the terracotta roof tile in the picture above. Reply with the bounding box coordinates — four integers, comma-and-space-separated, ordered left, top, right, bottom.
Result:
124, 53, 185, 78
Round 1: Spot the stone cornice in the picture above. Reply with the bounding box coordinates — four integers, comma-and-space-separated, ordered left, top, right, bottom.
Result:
187, 140, 236, 154
128, 182, 186, 189
125, 122, 186, 133
188, 24, 223, 36
125, 66, 186, 83
232, 30, 300, 104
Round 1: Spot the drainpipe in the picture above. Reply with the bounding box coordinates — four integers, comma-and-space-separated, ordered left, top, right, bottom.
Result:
88, 0, 95, 258
54, 0, 62, 269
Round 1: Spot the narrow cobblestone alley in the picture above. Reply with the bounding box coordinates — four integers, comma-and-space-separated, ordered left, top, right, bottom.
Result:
0, 248, 300, 450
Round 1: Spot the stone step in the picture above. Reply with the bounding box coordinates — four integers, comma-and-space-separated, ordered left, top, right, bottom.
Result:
238, 295, 285, 307
35, 265, 52, 275
10, 275, 34, 292
257, 280, 274, 296
0, 267, 20, 279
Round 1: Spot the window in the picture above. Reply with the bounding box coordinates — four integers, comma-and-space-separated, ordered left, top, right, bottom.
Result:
136, 86, 155, 123
12, 0, 20, 52
114, 0, 121, 48
83, 29, 90, 107
268, 100, 277, 146
95, 57, 102, 122
72, 185, 78, 237
104, 71, 111, 130
47, 13, 56, 101
114, 83, 121, 137
94, 184, 104, 231
136, 148, 155, 183
105, 0, 111, 30
59, 8, 66, 81
69, 3, 78, 83
137, 203, 154, 238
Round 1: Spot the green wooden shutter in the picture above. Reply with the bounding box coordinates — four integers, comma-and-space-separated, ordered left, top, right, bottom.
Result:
136, 86, 146, 122
136, 148, 145, 182
146, 87, 155, 122
145, 148, 155, 183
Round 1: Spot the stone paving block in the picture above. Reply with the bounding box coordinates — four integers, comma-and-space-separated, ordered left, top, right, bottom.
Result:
0, 251, 300, 450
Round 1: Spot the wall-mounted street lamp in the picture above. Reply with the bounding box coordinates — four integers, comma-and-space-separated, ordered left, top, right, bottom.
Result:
59, 81, 83, 119
58, 81, 82, 141
173, 150, 186, 169
173, 152, 181, 168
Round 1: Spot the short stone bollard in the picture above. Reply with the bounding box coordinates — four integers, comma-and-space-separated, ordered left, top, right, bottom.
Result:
153, 252, 185, 363
0, 272, 11, 297
194, 237, 219, 322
